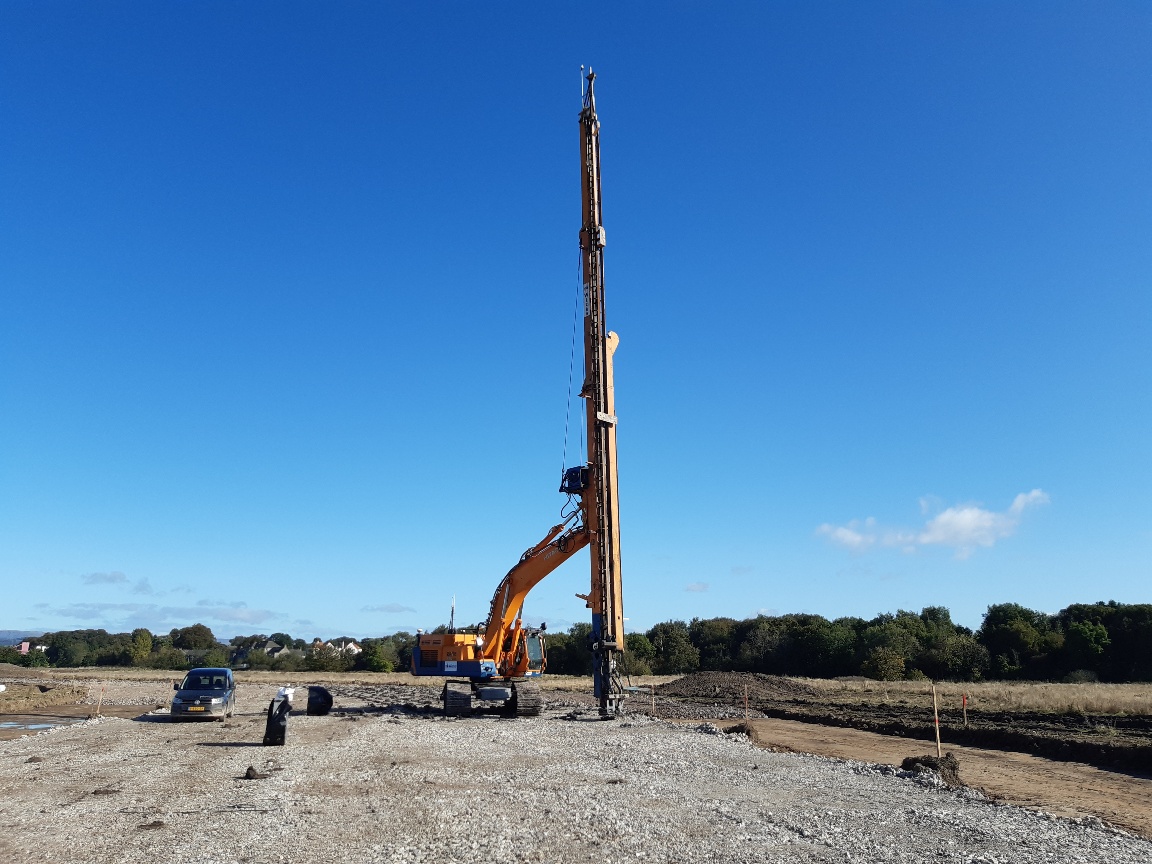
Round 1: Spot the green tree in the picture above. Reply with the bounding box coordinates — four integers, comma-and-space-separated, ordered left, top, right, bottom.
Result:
243, 649, 275, 670
648, 621, 700, 675
977, 603, 1061, 678
22, 649, 50, 668
735, 617, 788, 673
272, 651, 306, 672
1063, 621, 1110, 673
357, 639, 398, 672
129, 629, 153, 666
170, 624, 218, 650
387, 632, 417, 672
861, 646, 905, 680
150, 645, 189, 670
545, 623, 593, 676
920, 634, 989, 681
0, 645, 22, 664
783, 617, 856, 677
201, 646, 230, 667
689, 617, 736, 671
618, 633, 655, 676
47, 637, 89, 667
305, 645, 353, 672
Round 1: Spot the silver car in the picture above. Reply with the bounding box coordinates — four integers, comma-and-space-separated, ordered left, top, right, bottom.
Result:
170, 667, 236, 721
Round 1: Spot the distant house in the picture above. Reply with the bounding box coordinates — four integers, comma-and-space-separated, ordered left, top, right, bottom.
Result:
230, 639, 303, 665
309, 638, 362, 656
330, 639, 362, 656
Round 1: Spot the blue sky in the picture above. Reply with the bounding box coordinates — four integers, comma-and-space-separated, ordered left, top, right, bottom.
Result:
2, 3, 1148, 641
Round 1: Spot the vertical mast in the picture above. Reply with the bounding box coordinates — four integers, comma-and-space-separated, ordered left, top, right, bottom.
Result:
578, 70, 625, 717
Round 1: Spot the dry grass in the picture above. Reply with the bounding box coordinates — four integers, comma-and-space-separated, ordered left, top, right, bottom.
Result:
10, 665, 1149, 716
0, 666, 677, 696
809, 676, 1152, 716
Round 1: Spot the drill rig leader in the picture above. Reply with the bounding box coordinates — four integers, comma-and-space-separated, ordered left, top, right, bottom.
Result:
411, 70, 627, 719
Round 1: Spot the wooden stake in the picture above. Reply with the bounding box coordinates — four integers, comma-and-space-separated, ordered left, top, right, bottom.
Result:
931, 684, 942, 758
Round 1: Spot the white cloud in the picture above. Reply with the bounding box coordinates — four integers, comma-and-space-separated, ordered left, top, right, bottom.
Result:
44, 600, 280, 629
685, 582, 709, 593
816, 518, 876, 551
80, 571, 179, 598
1010, 489, 1050, 514
362, 603, 417, 614
818, 490, 1049, 559
81, 571, 127, 585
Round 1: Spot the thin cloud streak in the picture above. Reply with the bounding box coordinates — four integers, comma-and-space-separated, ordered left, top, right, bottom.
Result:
42, 600, 281, 631
81, 571, 127, 585
362, 603, 417, 614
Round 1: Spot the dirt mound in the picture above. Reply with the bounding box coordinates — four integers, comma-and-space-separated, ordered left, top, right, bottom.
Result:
0, 683, 86, 712
901, 752, 963, 787
656, 672, 818, 702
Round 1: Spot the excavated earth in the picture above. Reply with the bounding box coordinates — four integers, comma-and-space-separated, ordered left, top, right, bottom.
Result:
654, 672, 1152, 772
0, 682, 88, 713
2, 677, 1152, 863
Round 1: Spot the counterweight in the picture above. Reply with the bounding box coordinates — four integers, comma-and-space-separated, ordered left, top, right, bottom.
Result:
578, 70, 626, 717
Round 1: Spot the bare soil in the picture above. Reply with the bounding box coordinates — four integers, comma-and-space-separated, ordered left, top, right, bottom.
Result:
738, 716, 1152, 840
656, 671, 1152, 772
0, 682, 88, 713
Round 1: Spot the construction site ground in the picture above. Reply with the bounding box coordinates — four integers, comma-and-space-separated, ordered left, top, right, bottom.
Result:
1, 667, 1150, 862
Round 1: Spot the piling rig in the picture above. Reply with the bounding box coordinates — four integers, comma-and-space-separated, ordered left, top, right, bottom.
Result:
411, 70, 626, 718
569, 69, 626, 717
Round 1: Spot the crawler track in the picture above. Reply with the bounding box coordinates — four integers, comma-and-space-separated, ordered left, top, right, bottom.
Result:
509, 680, 544, 717
443, 681, 473, 716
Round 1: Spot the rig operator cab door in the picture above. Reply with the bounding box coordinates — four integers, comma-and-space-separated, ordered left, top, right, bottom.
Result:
523, 630, 545, 676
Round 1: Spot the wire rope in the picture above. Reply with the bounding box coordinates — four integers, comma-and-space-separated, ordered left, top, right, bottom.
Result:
560, 247, 583, 480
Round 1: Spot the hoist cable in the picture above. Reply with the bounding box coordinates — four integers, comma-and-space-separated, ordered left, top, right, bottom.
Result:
560, 249, 582, 481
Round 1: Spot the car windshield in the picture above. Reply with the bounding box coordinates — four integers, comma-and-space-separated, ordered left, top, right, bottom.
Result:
181, 673, 227, 690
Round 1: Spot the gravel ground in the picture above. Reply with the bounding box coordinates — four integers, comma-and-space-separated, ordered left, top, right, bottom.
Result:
1, 683, 1150, 864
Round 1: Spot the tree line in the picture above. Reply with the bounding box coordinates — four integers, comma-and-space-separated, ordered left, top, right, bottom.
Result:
3, 601, 1149, 682
545, 601, 1152, 683
0, 625, 419, 675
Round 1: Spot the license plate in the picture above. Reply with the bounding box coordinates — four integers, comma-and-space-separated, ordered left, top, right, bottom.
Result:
187, 706, 205, 712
